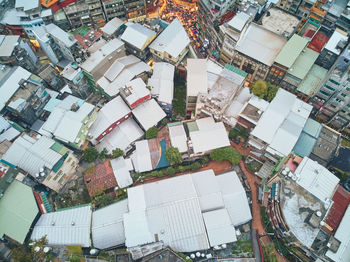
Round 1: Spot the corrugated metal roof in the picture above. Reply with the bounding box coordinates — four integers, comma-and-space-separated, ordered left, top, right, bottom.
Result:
149, 18, 190, 58
203, 209, 237, 247
121, 23, 156, 50
297, 64, 328, 96
168, 124, 188, 153
92, 199, 129, 249
31, 205, 92, 247
186, 59, 208, 97
101, 17, 124, 36
0, 116, 11, 134
274, 34, 308, 68
110, 157, 133, 188
0, 180, 39, 244
0, 127, 20, 143
287, 47, 319, 80
132, 140, 152, 173
132, 99, 166, 130
149, 62, 175, 104
0, 35, 19, 57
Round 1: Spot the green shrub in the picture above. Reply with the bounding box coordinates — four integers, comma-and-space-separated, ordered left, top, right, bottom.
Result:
210, 147, 242, 164
145, 126, 158, 139
82, 147, 99, 163
112, 148, 124, 158
161, 118, 169, 126
165, 147, 182, 165
166, 166, 176, 176
190, 162, 202, 171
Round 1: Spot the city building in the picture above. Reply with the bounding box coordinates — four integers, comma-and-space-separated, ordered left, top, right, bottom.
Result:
226, 23, 287, 82
313, 44, 350, 135
88, 95, 131, 144
121, 23, 156, 60
168, 117, 230, 157
0, 35, 38, 72
123, 0, 146, 21
149, 18, 190, 65
132, 98, 166, 130
119, 78, 150, 109
33, 23, 83, 68
186, 59, 207, 118
80, 38, 126, 92
96, 55, 151, 97
101, 17, 125, 38
0, 162, 40, 244
39, 95, 97, 150
60, 62, 91, 98
31, 204, 92, 247
249, 88, 312, 162
101, 0, 126, 21
0, 66, 51, 127
2, 133, 79, 192
148, 62, 175, 116
123, 170, 251, 253
73, 25, 102, 51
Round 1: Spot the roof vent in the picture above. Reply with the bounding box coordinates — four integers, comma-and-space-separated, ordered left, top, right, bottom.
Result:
71, 221, 75, 226
51, 221, 55, 226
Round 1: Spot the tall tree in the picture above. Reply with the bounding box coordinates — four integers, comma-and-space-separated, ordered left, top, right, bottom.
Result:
165, 147, 182, 165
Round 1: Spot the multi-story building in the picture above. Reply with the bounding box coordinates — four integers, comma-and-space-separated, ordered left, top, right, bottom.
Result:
86, 0, 104, 27
33, 23, 84, 68
120, 23, 156, 60
102, 0, 127, 21
60, 62, 91, 98
123, 0, 146, 21
0, 35, 38, 72
314, 44, 350, 135
277, 0, 302, 14
149, 18, 190, 65
224, 23, 287, 83
0, 66, 51, 127
63, 1, 94, 29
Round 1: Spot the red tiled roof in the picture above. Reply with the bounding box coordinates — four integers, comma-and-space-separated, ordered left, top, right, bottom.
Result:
322, 185, 350, 235
304, 29, 316, 39
83, 161, 117, 197
308, 31, 330, 53
219, 12, 235, 25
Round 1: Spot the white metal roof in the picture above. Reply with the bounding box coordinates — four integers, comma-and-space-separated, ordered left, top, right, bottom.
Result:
203, 209, 237, 247
81, 38, 124, 73
295, 157, 339, 203
96, 118, 143, 153
235, 23, 287, 66
104, 55, 140, 82
250, 89, 312, 156
324, 30, 348, 55
0, 116, 10, 133
186, 59, 208, 97
0, 127, 20, 143
168, 124, 188, 153
149, 62, 175, 104
131, 140, 152, 173
132, 99, 166, 130
89, 96, 131, 142
227, 12, 250, 32
124, 169, 250, 251
122, 78, 150, 106
149, 18, 190, 58
101, 17, 124, 36
0, 35, 19, 57
92, 200, 129, 249
216, 171, 252, 226
31, 205, 92, 247
189, 119, 230, 154
2, 135, 63, 177
326, 205, 350, 262
15, 0, 38, 11
0, 66, 31, 111
121, 23, 156, 50
110, 157, 133, 188
46, 24, 77, 48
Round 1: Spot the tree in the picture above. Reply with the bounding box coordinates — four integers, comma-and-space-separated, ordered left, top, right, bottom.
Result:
190, 162, 202, 171
12, 246, 32, 262
266, 83, 279, 102
165, 166, 176, 176
161, 118, 169, 126
250, 80, 268, 99
82, 147, 99, 163
112, 148, 124, 159
165, 147, 182, 165
145, 126, 158, 139
98, 148, 108, 159
210, 147, 242, 165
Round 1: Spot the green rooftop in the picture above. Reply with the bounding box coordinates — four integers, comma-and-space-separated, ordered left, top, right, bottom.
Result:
73, 25, 91, 37
274, 34, 308, 68
287, 47, 319, 79
187, 121, 199, 132
0, 180, 39, 244
297, 64, 328, 96
225, 64, 248, 77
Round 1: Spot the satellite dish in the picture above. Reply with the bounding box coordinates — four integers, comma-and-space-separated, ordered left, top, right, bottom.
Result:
34, 246, 41, 252
196, 252, 201, 257
90, 249, 98, 255
43, 247, 50, 253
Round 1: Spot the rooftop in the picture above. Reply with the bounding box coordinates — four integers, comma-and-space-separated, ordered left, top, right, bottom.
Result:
84, 161, 117, 197
110, 157, 133, 189
16, 0, 39, 11
297, 64, 327, 97
260, 8, 300, 38
121, 78, 150, 107
46, 23, 77, 48
295, 157, 339, 203
0, 180, 38, 244
149, 62, 175, 104
96, 118, 144, 153
227, 12, 250, 32
0, 35, 20, 57
324, 30, 348, 55
274, 34, 308, 68
101, 17, 124, 36
287, 47, 319, 80
132, 99, 166, 130
308, 30, 330, 53
149, 18, 190, 58
186, 59, 208, 97
121, 23, 156, 50
235, 23, 287, 66
31, 205, 92, 247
